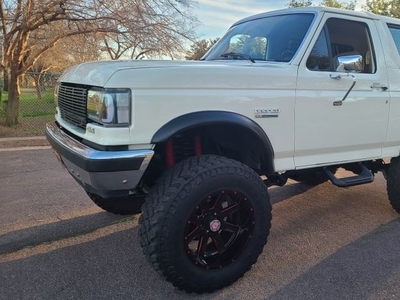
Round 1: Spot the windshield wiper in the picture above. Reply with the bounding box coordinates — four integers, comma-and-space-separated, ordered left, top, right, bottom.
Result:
220, 52, 255, 63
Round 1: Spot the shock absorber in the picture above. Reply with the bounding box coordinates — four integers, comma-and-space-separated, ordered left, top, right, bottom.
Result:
165, 138, 175, 169
194, 135, 202, 156
165, 136, 202, 169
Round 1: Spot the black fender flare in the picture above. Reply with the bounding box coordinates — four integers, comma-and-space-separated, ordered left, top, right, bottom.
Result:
151, 111, 275, 174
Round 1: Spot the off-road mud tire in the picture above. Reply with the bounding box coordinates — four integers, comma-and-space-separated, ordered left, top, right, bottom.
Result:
387, 157, 400, 213
139, 155, 272, 293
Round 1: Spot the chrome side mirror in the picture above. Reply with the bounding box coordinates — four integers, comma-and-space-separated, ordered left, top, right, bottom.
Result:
335, 55, 363, 73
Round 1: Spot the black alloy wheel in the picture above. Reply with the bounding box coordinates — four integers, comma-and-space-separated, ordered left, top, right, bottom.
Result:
184, 189, 255, 270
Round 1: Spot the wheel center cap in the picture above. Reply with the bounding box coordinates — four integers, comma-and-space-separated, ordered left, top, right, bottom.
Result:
209, 219, 221, 232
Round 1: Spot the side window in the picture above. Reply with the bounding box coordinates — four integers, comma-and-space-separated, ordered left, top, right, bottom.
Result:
306, 18, 376, 73
388, 24, 400, 55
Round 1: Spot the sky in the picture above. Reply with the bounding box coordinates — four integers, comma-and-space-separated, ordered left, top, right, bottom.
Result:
195, 0, 367, 39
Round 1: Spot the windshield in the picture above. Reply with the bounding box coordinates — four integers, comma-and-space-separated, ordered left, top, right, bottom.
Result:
203, 13, 315, 62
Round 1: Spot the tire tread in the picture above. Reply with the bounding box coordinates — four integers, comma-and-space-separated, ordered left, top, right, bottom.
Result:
387, 157, 400, 213
139, 155, 271, 293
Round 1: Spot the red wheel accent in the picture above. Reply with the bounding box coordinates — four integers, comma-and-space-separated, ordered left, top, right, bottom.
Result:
166, 138, 175, 168
194, 135, 202, 156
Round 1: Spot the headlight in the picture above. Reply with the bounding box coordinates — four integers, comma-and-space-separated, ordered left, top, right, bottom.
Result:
87, 88, 131, 126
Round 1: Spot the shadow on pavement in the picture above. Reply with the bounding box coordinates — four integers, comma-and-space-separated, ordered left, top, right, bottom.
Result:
268, 218, 400, 300
269, 181, 316, 205
1, 217, 400, 300
0, 226, 207, 300
0, 212, 127, 255
1, 170, 397, 300
0, 182, 317, 300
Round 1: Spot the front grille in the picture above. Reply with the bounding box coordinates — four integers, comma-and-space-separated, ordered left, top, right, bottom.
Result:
58, 83, 88, 129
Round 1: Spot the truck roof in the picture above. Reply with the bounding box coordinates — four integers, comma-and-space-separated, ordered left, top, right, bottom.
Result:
231, 6, 400, 27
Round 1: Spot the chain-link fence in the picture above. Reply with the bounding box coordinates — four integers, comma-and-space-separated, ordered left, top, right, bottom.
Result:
0, 72, 59, 138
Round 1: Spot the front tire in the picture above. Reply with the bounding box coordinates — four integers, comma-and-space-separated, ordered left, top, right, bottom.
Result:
139, 155, 272, 293
387, 157, 400, 213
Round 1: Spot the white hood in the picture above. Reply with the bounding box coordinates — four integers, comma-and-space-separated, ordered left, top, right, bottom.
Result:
59, 60, 236, 87
59, 59, 293, 91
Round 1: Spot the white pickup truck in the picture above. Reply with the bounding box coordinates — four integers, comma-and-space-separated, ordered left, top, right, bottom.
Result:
46, 6, 400, 293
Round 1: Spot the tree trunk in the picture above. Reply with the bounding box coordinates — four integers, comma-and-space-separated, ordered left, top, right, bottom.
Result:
34, 74, 42, 100
5, 70, 21, 126
3, 69, 9, 92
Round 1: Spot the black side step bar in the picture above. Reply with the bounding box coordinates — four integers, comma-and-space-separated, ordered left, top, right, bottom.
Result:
323, 163, 374, 188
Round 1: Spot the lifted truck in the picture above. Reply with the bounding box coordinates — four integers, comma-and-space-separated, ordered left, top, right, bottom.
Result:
46, 6, 400, 293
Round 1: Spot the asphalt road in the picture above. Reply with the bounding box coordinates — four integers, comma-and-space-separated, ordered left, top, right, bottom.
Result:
1, 148, 400, 300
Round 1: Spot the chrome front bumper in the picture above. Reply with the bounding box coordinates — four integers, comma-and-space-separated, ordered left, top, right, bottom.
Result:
45, 122, 154, 198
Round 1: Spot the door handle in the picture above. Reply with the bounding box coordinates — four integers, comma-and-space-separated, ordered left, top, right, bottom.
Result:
330, 73, 341, 80
370, 83, 388, 91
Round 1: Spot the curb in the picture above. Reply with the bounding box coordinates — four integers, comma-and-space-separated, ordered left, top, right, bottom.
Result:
0, 146, 51, 152
0, 136, 46, 142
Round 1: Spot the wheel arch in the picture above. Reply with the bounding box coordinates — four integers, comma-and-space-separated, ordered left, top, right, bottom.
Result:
151, 111, 275, 174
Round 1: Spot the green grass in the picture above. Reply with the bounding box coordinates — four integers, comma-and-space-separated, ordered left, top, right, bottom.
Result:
0, 87, 57, 137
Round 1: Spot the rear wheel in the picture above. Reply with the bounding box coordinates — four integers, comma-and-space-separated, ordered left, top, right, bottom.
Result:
386, 157, 400, 213
87, 193, 145, 215
139, 155, 271, 293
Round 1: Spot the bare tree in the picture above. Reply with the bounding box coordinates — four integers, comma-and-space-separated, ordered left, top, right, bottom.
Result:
50, 34, 102, 68
27, 29, 102, 100
29, 61, 51, 100
99, 0, 197, 60
0, 0, 197, 126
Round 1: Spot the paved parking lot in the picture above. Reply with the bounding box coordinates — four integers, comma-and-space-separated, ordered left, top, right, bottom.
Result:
1, 148, 400, 299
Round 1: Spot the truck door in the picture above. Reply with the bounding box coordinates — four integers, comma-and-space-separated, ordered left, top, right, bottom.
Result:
295, 14, 390, 168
